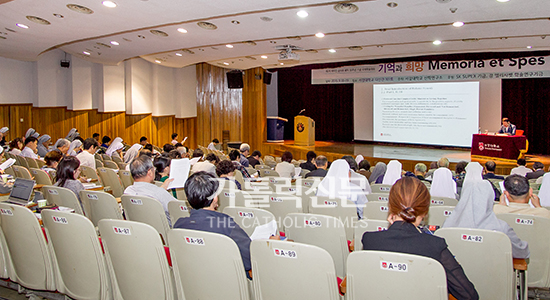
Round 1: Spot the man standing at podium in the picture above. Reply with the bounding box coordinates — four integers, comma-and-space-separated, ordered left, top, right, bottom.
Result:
498, 118, 516, 136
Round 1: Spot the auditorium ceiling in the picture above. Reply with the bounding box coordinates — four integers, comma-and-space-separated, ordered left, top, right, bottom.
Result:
0, 0, 548, 69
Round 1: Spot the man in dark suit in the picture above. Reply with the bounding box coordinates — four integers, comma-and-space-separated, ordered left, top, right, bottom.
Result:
498, 118, 516, 136
247, 150, 262, 168
526, 162, 545, 180
305, 155, 328, 178
300, 151, 317, 172
483, 161, 505, 180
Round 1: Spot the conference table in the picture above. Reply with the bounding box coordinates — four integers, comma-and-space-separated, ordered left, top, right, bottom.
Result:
471, 134, 528, 161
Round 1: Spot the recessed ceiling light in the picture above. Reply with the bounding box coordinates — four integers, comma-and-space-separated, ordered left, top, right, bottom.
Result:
453, 21, 464, 27
433, 40, 442, 45
175, 53, 182, 56
231, 20, 240, 25
527, 46, 532, 49
387, 2, 398, 8
280, 63, 284, 65
26, 16, 51, 25
334, 3, 359, 13
226, 44, 233, 48
66, 4, 94, 14
102, 1, 117, 8
497, 0, 509, 2
197, 21, 218, 30
53, 13, 64, 18
155, 60, 161, 64
177, 28, 187, 33
83, 51, 91, 55
261, 55, 268, 59
223, 62, 229, 66
110, 41, 119, 45
297, 10, 308, 18
260, 16, 273, 22
16, 23, 29, 29
315, 32, 325, 38
328, 49, 336, 53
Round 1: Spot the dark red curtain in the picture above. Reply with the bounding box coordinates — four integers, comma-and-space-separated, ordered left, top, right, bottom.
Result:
502, 78, 550, 155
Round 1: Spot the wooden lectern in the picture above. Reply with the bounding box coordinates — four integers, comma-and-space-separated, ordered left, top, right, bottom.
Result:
294, 115, 315, 146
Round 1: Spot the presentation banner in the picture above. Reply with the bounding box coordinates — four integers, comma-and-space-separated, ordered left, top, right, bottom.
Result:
312, 55, 550, 84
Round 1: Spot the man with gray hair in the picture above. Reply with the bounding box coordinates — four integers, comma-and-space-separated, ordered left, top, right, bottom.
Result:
494, 174, 550, 218
305, 155, 328, 178
437, 157, 450, 169
123, 155, 176, 225
54, 138, 71, 155
239, 143, 250, 167
414, 163, 429, 182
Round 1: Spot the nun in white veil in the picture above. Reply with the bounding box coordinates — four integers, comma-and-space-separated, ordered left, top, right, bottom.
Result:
382, 160, 402, 185
67, 140, 82, 156
317, 159, 368, 218
355, 155, 364, 165
463, 162, 483, 182
106, 137, 123, 159
538, 173, 550, 207
443, 179, 530, 259
124, 143, 143, 163
430, 168, 457, 199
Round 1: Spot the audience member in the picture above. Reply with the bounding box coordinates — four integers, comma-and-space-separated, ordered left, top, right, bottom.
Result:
164, 143, 176, 154
498, 117, 516, 136
382, 160, 402, 185
300, 151, 317, 172
105, 137, 123, 160
8, 138, 23, 156
493, 175, 550, 218
42, 150, 63, 173
0, 127, 8, 147
168, 149, 182, 159
54, 138, 70, 155
101, 136, 111, 148
207, 138, 220, 151
413, 163, 429, 182
425, 161, 439, 179
430, 168, 457, 199
239, 143, 251, 167
153, 156, 177, 198
454, 161, 467, 181
483, 161, 504, 180
65, 128, 79, 141
37, 134, 51, 157
124, 155, 175, 226
124, 143, 143, 163
305, 155, 328, 178
192, 148, 204, 159
247, 150, 262, 168
510, 158, 532, 176
25, 128, 38, 139
139, 136, 148, 146
362, 176, 479, 300
21, 136, 39, 159
369, 162, 387, 184
192, 153, 218, 176
275, 151, 295, 178
0, 148, 13, 194
357, 159, 371, 180
438, 157, 450, 169
175, 143, 187, 158
538, 174, 550, 206
171, 133, 178, 145
54, 156, 85, 210
76, 138, 99, 169
443, 179, 529, 259
67, 139, 83, 156
92, 133, 100, 142
229, 150, 251, 179
143, 143, 154, 152
341, 155, 358, 171
173, 172, 252, 277
216, 160, 241, 190
526, 162, 545, 180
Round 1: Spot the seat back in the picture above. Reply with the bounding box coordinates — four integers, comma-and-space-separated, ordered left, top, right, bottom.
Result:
308, 196, 361, 240
0, 203, 55, 291
101, 154, 112, 161
250, 240, 339, 300
366, 192, 389, 202
255, 165, 271, 170
97, 167, 124, 197
425, 206, 455, 227
42, 185, 84, 215
16, 155, 29, 168
217, 189, 254, 212
370, 184, 392, 193
168, 229, 250, 300
80, 165, 100, 183
234, 169, 245, 189
263, 193, 304, 231
430, 196, 458, 206
223, 207, 276, 237
175, 188, 187, 200
167, 200, 191, 225
25, 156, 39, 169
284, 213, 349, 278
29, 168, 52, 185
98, 220, 175, 300
36, 158, 46, 168
79, 190, 123, 227
41, 210, 112, 300
111, 155, 123, 164
346, 251, 447, 299
3, 166, 15, 177
363, 201, 389, 221
103, 160, 119, 170
118, 170, 134, 189
121, 195, 171, 244
95, 159, 104, 168
353, 219, 390, 251
12, 165, 32, 180
496, 213, 550, 288
435, 228, 514, 300
259, 169, 279, 177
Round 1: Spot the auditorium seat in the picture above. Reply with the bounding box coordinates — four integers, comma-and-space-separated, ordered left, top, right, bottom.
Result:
167, 200, 191, 224
103, 160, 119, 170
118, 169, 134, 189
264, 193, 304, 232
80, 190, 124, 227
285, 213, 349, 278
217, 189, 254, 212
436, 228, 515, 300
234, 169, 245, 188
98, 219, 176, 300
35, 159, 45, 168
111, 155, 123, 164
175, 188, 187, 200
168, 228, 252, 300
425, 205, 455, 227
24, 157, 39, 169
430, 196, 459, 206
3, 166, 15, 177
42, 209, 112, 300
363, 201, 389, 221
15, 155, 29, 169
250, 239, 339, 300
267, 177, 294, 193
255, 164, 272, 170
12, 165, 32, 180
353, 219, 390, 251
223, 207, 276, 237
29, 168, 52, 185
298, 178, 321, 191
95, 159, 104, 168
370, 184, 392, 193
308, 196, 361, 240
121, 194, 171, 245
101, 154, 112, 161
259, 169, 279, 177
346, 251, 447, 299
366, 192, 389, 202
42, 185, 84, 215
497, 213, 550, 289
0, 203, 56, 293
97, 167, 124, 197
80, 165, 101, 185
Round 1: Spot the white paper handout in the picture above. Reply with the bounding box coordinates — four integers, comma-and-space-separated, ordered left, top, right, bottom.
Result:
168, 158, 191, 189
249, 220, 278, 240
189, 157, 200, 166
0, 158, 16, 171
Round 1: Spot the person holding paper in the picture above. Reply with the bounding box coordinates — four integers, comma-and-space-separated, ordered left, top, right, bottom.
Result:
173, 171, 252, 277
0, 147, 14, 194
124, 155, 176, 226
494, 175, 550, 218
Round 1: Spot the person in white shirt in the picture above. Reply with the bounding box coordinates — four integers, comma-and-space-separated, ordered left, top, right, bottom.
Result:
207, 139, 220, 151
510, 158, 533, 176
171, 133, 178, 145
76, 138, 99, 169
275, 151, 295, 178
20, 136, 39, 159
192, 153, 219, 176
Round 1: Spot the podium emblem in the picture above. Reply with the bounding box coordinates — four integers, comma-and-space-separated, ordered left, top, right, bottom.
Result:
297, 122, 305, 132
478, 142, 484, 151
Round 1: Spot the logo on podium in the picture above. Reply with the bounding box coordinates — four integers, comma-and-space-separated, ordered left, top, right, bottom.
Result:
297, 122, 305, 132
478, 142, 484, 151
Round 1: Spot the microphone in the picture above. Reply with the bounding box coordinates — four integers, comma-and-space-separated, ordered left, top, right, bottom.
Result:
299, 109, 306, 115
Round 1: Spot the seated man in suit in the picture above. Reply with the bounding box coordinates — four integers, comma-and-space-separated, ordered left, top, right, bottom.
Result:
483, 161, 505, 180
299, 151, 317, 172
498, 117, 516, 136
305, 155, 328, 178
526, 162, 545, 180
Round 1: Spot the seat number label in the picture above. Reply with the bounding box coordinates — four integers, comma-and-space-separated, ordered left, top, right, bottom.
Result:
305, 219, 322, 227
185, 237, 205, 245
179, 205, 188, 211
381, 261, 408, 272
52, 216, 68, 224
380, 206, 389, 211
238, 211, 254, 218
274, 248, 297, 259
515, 218, 533, 225
461, 234, 483, 243
0, 208, 13, 216
113, 226, 131, 235
130, 198, 142, 205
87, 194, 99, 200
431, 200, 444, 205
48, 189, 59, 195
324, 200, 337, 206
443, 210, 452, 216
270, 197, 283, 202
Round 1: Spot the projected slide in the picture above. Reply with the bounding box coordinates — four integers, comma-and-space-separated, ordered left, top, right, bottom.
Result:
373, 82, 479, 147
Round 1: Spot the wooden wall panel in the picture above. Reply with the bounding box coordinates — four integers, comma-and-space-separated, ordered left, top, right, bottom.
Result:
177, 117, 197, 149
242, 68, 267, 154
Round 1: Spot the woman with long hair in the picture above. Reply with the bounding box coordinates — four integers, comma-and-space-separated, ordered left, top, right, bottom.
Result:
54, 156, 85, 209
